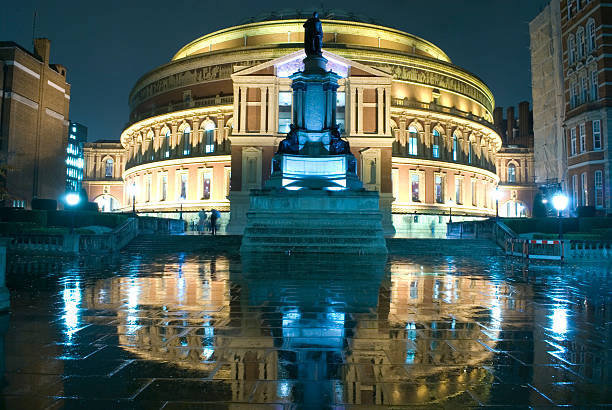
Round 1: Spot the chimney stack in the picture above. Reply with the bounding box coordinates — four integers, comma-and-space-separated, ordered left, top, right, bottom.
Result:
493, 107, 504, 136
506, 107, 515, 141
33, 38, 50, 63
518, 101, 530, 138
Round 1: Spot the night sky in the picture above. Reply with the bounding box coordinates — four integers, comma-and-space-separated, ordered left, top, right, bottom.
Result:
1, 0, 550, 140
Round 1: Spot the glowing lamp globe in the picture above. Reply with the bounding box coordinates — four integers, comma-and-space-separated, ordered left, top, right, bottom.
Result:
552, 194, 569, 212
65, 192, 80, 207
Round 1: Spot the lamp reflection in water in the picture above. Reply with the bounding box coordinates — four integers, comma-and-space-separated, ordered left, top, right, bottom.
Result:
62, 279, 81, 342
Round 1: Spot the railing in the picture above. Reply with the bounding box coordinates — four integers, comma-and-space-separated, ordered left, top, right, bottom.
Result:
125, 139, 231, 170
138, 216, 185, 234
391, 98, 495, 129
129, 95, 234, 125
9, 234, 69, 253
565, 240, 612, 261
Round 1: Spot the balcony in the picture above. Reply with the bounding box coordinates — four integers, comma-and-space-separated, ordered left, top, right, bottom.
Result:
125, 139, 232, 170
129, 95, 234, 125
391, 98, 495, 130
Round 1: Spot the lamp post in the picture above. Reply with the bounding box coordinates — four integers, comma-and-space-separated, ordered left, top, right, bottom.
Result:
552, 193, 569, 240
65, 192, 81, 234
129, 182, 137, 215
493, 187, 502, 222
179, 195, 185, 221
448, 198, 455, 224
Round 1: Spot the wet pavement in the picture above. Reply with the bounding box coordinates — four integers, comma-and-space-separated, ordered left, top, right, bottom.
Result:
0, 252, 611, 409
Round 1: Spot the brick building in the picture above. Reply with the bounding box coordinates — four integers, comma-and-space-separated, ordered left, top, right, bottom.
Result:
493, 102, 537, 217
0, 38, 71, 207
562, 0, 608, 212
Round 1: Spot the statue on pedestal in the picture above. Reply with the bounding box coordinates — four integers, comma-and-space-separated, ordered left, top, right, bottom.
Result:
277, 124, 299, 154
304, 12, 323, 56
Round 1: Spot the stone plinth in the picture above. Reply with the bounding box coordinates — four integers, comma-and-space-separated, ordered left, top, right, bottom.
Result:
240, 189, 387, 254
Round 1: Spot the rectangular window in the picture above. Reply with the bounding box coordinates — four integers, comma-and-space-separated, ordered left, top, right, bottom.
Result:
570, 128, 577, 155
471, 179, 477, 206
593, 119, 602, 150
160, 174, 167, 201
452, 138, 458, 161
392, 168, 399, 201
432, 134, 440, 158
572, 174, 579, 208
278, 91, 292, 133
179, 174, 187, 200
579, 123, 586, 152
595, 170, 603, 208
589, 22, 596, 51
575, 82, 581, 105
409, 136, 418, 156
411, 173, 420, 202
336, 91, 345, 133
145, 174, 151, 202
581, 172, 588, 206
581, 77, 588, 103
201, 168, 212, 200
224, 167, 231, 198
577, 31, 584, 59
205, 130, 215, 153
591, 71, 598, 100
569, 37, 575, 64
570, 83, 576, 108
455, 177, 463, 205
435, 175, 444, 204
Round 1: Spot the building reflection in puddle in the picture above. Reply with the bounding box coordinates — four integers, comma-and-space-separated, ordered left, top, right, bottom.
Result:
80, 254, 515, 406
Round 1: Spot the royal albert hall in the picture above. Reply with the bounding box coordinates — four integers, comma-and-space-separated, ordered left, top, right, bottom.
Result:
97, 10, 501, 236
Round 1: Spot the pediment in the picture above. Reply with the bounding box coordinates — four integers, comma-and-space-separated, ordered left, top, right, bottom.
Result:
232, 49, 392, 79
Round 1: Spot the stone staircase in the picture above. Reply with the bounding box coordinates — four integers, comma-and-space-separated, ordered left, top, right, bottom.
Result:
122, 234, 242, 254
387, 238, 503, 256
123, 235, 502, 257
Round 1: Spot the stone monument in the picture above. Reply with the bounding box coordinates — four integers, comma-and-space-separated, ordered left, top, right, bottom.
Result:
240, 13, 387, 254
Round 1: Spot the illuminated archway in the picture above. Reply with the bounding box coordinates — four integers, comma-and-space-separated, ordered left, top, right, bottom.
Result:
94, 194, 120, 212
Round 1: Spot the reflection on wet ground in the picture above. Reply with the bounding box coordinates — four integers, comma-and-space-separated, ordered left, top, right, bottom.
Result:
1, 252, 611, 409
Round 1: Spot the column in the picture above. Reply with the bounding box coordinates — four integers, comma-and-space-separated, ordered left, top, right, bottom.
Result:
384, 87, 391, 135
357, 88, 364, 134
192, 117, 200, 150
398, 118, 407, 147
239, 86, 247, 134
266, 85, 275, 134
171, 122, 178, 151
259, 87, 267, 133
377, 87, 384, 134
217, 115, 226, 143
233, 85, 239, 132
153, 126, 161, 153
348, 86, 356, 135
424, 121, 431, 153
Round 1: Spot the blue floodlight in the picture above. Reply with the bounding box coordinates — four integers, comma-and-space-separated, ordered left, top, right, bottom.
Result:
65, 192, 80, 207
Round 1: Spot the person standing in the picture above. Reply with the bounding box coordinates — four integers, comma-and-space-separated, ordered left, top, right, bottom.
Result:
210, 209, 218, 236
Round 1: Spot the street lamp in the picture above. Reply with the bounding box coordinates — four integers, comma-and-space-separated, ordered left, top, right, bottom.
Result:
128, 182, 137, 214
65, 192, 81, 234
493, 187, 503, 221
552, 193, 569, 240
179, 195, 185, 221
448, 198, 455, 224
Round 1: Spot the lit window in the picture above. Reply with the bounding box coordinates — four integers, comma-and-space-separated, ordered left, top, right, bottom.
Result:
179, 174, 187, 200
202, 169, 212, 200
595, 170, 603, 208
278, 91, 292, 133
205, 122, 215, 153
572, 174, 579, 208
105, 158, 114, 178
593, 119, 602, 150
336, 92, 345, 133
508, 163, 516, 183
432, 129, 440, 158
581, 172, 588, 206
452, 133, 458, 161
455, 178, 463, 205
182, 126, 191, 156
435, 175, 444, 204
411, 173, 420, 202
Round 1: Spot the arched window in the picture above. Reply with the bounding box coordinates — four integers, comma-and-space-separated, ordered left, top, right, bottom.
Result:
105, 158, 114, 178
568, 35, 576, 64
452, 133, 458, 161
508, 163, 516, 183
182, 126, 191, 156
432, 129, 440, 158
577, 29, 585, 59
161, 128, 171, 158
408, 125, 418, 156
205, 122, 215, 153
587, 20, 596, 51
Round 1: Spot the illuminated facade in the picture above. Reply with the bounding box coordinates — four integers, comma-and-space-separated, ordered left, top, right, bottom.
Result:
87, 11, 502, 232
82, 141, 126, 212
65, 122, 86, 193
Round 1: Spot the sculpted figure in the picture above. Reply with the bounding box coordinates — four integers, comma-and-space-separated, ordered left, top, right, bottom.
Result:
329, 124, 351, 155
304, 12, 323, 56
277, 124, 299, 154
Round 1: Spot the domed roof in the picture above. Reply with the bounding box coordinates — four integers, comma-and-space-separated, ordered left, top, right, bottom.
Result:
239, 8, 383, 26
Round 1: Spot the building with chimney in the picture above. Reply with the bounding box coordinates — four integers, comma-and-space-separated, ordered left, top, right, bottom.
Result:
493, 102, 537, 217
562, 0, 608, 213
0, 38, 71, 207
